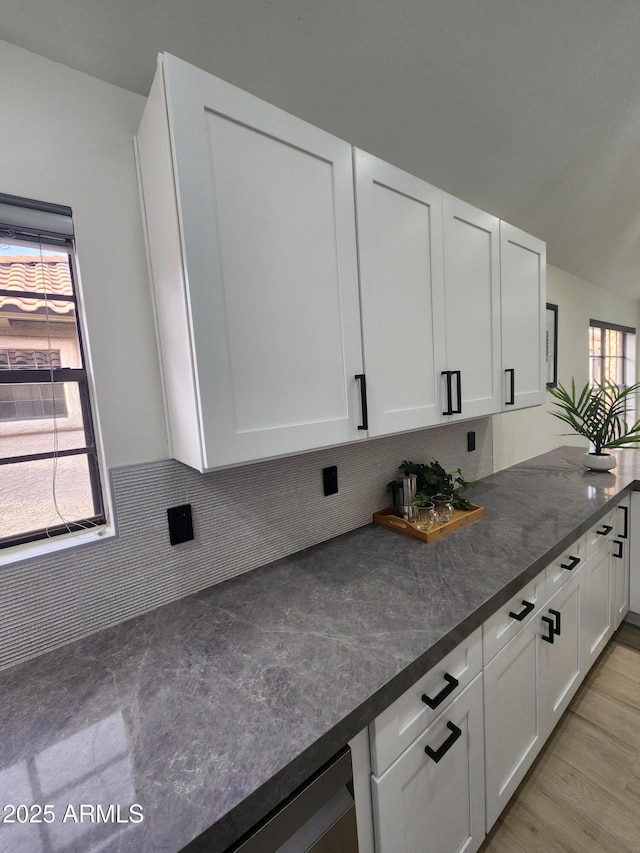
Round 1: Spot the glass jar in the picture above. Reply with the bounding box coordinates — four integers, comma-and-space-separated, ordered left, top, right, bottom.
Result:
414, 501, 436, 531
432, 494, 454, 524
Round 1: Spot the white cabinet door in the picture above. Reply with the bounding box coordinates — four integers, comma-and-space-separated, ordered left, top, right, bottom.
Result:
611, 535, 629, 629
483, 620, 542, 830
582, 546, 614, 672
538, 568, 582, 739
629, 491, 640, 615
136, 54, 365, 471
442, 195, 502, 420
612, 498, 630, 628
353, 150, 446, 435
372, 675, 485, 853
500, 223, 546, 410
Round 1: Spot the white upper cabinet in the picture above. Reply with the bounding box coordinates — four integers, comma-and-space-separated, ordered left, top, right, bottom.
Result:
353, 150, 446, 435
442, 195, 502, 420
136, 54, 365, 471
500, 223, 547, 410
137, 53, 547, 470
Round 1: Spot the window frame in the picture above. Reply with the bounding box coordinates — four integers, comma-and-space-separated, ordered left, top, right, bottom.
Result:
0, 221, 106, 549
589, 318, 636, 389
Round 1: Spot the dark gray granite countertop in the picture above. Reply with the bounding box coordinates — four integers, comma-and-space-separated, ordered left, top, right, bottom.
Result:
1, 446, 639, 853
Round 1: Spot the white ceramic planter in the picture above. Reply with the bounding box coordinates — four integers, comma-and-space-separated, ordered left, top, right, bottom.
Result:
583, 452, 616, 471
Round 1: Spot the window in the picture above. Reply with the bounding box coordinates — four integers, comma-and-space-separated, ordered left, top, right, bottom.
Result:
0, 349, 68, 420
0, 193, 105, 549
589, 319, 636, 388
0, 382, 68, 421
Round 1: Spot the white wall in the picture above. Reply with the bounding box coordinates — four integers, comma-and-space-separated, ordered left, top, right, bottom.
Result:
0, 39, 167, 468
493, 263, 640, 471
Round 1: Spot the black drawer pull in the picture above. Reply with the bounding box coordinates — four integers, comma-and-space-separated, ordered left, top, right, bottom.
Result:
549, 608, 561, 637
618, 504, 629, 539
613, 539, 624, 559
560, 555, 581, 571
596, 524, 613, 536
541, 615, 555, 644
425, 721, 462, 763
355, 374, 368, 431
422, 673, 459, 710
509, 600, 535, 621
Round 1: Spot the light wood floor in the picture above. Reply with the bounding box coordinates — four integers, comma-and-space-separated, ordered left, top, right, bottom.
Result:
480, 622, 640, 853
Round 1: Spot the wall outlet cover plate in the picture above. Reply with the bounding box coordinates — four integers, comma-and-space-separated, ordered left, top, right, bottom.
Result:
323, 466, 338, 496
167, 504, 194, 545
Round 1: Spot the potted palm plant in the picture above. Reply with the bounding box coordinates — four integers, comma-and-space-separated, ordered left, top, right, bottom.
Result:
548, 378, 640, 470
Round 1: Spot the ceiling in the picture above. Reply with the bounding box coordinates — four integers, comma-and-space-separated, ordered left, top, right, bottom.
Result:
2, 0, 640, 300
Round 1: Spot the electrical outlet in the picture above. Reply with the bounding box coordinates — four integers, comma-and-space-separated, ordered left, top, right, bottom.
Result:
167, 504, 194, 545
323, 465, 338, 496
467, 431, 476, 452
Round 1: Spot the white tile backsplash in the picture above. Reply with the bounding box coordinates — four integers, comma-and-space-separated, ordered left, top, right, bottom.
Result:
0, 419, 492, 670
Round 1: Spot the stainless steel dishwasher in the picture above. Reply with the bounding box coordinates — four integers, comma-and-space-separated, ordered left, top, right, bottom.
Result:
228, 748, 359, 853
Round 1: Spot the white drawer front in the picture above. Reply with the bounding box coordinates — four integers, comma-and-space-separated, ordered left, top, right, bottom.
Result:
585, 510, 615, 559
371, 674, 485, 853
369, 627, 482, 776
546, 534, 586, 596
482, 569, 546, 665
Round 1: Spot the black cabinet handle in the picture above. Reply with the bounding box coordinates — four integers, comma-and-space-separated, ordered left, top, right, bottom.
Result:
422, 673, 459, 710
596, 524, 613, 536
355, 374, 368, 431
453, 370, 462, 414
509, 600, 535, 621
549, 608, 561, 637
505, 368, 515, 405
442, 371, 454, 416
424, 721, 462, 763
560, 555, 581, 571
618, 504, 629, 539
442, 370, 463, 415
541, 615, 555, 644
613, 539, 624, 559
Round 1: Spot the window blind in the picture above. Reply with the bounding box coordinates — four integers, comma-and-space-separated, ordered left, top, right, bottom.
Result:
0, 193, 74, 240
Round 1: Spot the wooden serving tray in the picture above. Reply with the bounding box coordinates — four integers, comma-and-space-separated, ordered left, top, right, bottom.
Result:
373, 504, 485, 543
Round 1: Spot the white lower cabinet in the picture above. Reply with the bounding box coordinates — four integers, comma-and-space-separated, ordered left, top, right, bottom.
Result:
630, 492, 640, 616
369, 629, 482, 777
538, 568, 582, 738
483, 616, 542, 829
612, 497, 630, 628
582, 545, 614, 671
362, 506, 631, 851
371, 674, 485, 853
484, 547, 583, 830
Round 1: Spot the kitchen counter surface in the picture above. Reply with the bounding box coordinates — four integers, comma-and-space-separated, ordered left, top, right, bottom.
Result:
2, 446, 639, 853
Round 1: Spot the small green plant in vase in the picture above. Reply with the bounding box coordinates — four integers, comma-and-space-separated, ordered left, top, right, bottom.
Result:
388, 458, 475, 510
